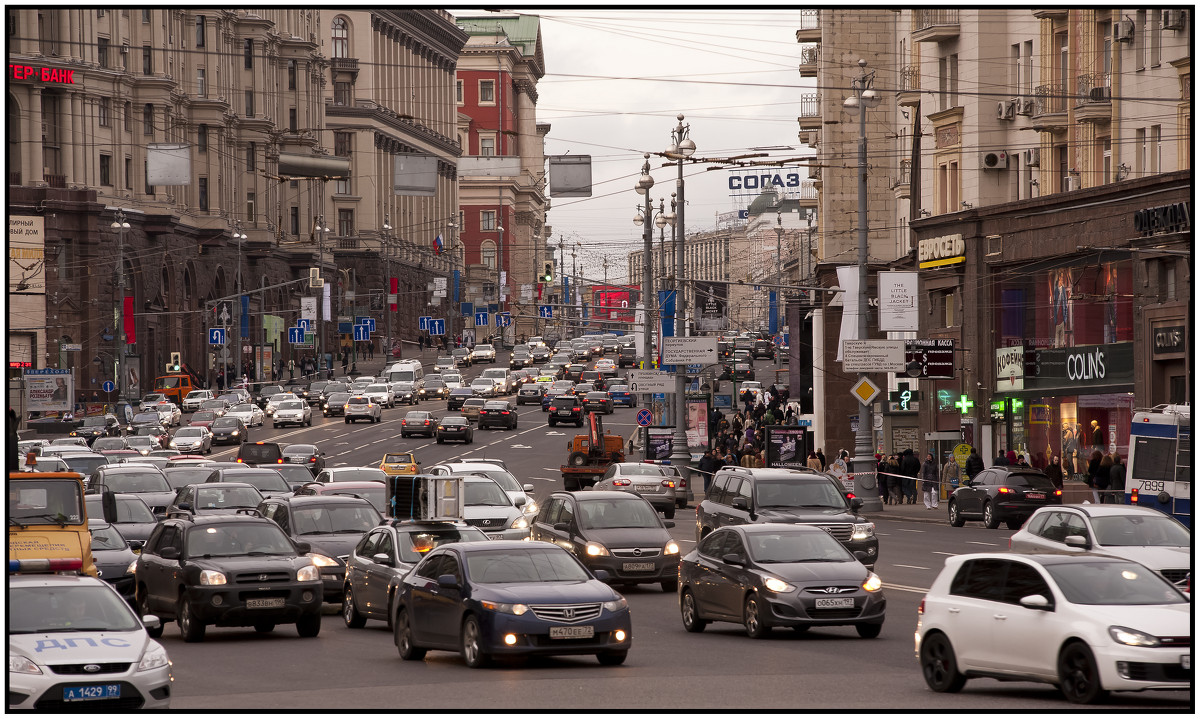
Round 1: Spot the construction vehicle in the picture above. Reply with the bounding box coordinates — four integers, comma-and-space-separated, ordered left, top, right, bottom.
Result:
561, 412, 626, 491
8, 461, 115, 577
151, 372, 196, 406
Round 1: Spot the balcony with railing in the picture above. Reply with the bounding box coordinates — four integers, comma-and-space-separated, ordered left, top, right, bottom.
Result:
893, 159, 911, 200
1074, 72, 1112, 124
330, 56, 359, 81
913, 8, 960, 42
797, 93, 821, 129
795, 9, 820, 42
798, 43, 819, 77
1031, 83, 1068, 132
43, 173, 67, 188
898, 65, 921, 107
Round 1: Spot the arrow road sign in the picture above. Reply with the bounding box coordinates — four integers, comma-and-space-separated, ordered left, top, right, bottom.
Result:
296, 318, 311, 332
102, 380, 116, 393
661, 337, 718, 365
209, 328, 226, 345
474, 311, 489, 327
496, 312, 511, 327
353, 324, 370, 342
217, 303, 231, 325
428, 319, 446, 336
538, 305, 553, 318
419, 316, 432, 331
288, 327, 306, 344
628, 370, 674, 394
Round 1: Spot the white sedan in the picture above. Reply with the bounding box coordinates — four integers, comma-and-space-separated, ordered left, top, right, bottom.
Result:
470, 378, 498, 397
272, 399, 313, 428
148, 401, 182, 427
225, 402, 265, 427
264, 393, 298, 417
181, 390, 215, 412
364, 383, 396, 408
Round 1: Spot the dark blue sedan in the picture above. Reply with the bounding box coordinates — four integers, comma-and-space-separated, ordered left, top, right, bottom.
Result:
392, 541, 632, 667
606, 384, 636, 408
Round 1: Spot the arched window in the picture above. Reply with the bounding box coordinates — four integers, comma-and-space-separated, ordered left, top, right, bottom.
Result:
480, 240, 496, 270
331, 18, 348, 59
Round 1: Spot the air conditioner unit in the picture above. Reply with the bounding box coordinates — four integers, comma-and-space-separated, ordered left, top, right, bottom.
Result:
1115, 19, 1135, 42
1163, 9, 1186, 31
981, 151, 1008, 170
1066, 175, 1080, 191
120, 44, 129, 54
1088, 86, 1111, 102
1014, 98, 1031, 115
1024, 148, 1040, 167
996, 102, 1009, 120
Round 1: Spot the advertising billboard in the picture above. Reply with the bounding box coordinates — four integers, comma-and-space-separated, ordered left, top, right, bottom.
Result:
646, 426, 674, 461
591, 286, 639, 324
764, 426, 808, 470
24, 369, 73, 413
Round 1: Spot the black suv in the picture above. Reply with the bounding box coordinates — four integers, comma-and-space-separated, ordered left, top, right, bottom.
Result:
258, 495, 382, 602
134, 512, 324, 642
696, 467, 878, 567
70, 414, 122, 444
947, 467, 1061, 530
256, 385, 286, 408
752, 338, 775, 360
547, 395, 585, 427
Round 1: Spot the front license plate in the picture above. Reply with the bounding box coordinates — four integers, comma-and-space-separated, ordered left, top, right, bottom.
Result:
623, 562, 655, 572
1026, 493, 1045, 500
635, 485, 657, 493
814, 597, 855, 609
246, 597, 286, 609
64, 685, 121, 702
1183, 655, 1191, 670
549, 625, 594, 639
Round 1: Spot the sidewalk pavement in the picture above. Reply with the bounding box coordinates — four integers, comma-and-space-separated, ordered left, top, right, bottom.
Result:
860, 499, 950, 525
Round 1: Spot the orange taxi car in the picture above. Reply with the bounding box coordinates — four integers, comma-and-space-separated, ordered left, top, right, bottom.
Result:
380, 452, 420, 477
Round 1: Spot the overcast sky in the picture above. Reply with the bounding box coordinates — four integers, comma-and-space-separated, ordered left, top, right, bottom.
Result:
453, 9, 816, 286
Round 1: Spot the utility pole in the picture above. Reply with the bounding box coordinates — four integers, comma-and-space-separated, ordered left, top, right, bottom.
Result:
111, 210, 131, 400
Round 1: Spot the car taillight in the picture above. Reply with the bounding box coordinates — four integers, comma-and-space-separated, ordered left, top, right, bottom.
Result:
613, 479, 631, 487
277, 458, 284, 463
846, 492, 856, 500
572, 407, 580, 412
310, 457, 317, 462
661, 480, 675, 488
236, 458, 244, 463
917, 598, 925, 615
1054, 489, 1062, 496
501, 411, 510, 415
1130, 487, 1138, 503
997, 486, 1011, 494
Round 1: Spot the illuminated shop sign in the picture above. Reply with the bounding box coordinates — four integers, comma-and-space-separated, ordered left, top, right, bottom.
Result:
9, 65, 76, 84
1133, 201, 1190, 237
918, 233, 965, 269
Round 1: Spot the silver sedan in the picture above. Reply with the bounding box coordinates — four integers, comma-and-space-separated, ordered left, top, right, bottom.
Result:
167, 426, 213, 454
592, 462, 678, 519
225, 403, 265, 427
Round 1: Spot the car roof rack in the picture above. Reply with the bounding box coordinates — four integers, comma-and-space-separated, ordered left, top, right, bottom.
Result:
234, 508, 264, 517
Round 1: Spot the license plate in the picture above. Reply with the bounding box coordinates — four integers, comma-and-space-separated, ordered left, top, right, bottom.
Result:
635, 485, 657, 493
64, 685, 121, 702
1026, 493, 1045, 500
623, 562, 655, 572
558, 410, 572, 416
246, 597, 286, 609
1183, 655, 1191, 670
815, 597, 855, 609
549, 625, 594, 639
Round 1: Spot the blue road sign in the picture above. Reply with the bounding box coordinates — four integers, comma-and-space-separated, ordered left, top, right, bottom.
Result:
474, 311, 489, 327
355, 316, 376, 332
208, 328, 225, 345
636, 409, 653, 427
461, 302, 473, 318
296, 318, 311, 332
353, 324, 370, 342
538, 305, 553, 318
496, 312, 511, 327
102, 380, 116, 393
367, 318, 376, 332
428, 319, 446, 336
288, 327, 306, 344
419, 316, 431, 331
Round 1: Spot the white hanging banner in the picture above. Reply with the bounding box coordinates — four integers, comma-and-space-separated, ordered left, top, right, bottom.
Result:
322, 283, 332, 321
835, 266, 859, 362
147, 143, 191, 185
300, 297, 317, 322
878, 271, 919, 331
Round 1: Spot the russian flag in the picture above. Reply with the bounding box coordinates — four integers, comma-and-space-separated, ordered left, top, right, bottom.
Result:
433, 234, 444, 255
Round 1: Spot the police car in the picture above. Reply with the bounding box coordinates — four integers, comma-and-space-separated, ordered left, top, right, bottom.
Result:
8, 559, 173, 710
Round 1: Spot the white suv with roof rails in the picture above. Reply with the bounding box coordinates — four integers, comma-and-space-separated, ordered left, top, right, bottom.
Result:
469, 343, 497, 364
426, 460, 538, 518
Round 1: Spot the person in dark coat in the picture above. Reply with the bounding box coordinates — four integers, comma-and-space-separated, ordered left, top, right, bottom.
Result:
815, 448, 826, 472
875, 454, 889, 505
884, 454, 902, 505
1086, 450, 1104, 502
1109, 452, 1126, 504
994, 450, 1009, 466
697, 450, 720, 493
1044, 455, 1063, 489
899, 449, 921, 504
920, 452, 940, 509
965, 447, 984, 480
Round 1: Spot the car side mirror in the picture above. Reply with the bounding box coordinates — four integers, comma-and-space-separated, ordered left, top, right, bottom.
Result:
514, 496, 526, 507
553, 522, 571, 533
372, 552, 394, 567
177, 503, 192, 511
160, 546, 180, 560
1018, 594, 1054, 611
731, 497, 749, 511
1063, 535, 1091, 550
522, 484, 534, 493
141, 615, 161, 630
663, 521, 675, 529
294, 541, 311, 554
127, 540, 146, 551
436, 574, 459, 588
850, 497, 864, 512
593, 569, 612, 584
722, 553, 745, 566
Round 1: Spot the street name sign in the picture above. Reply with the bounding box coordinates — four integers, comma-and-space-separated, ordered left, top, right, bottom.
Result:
628, 370, 674, 394
661, 337, 718, 365
841, 339, 906, 372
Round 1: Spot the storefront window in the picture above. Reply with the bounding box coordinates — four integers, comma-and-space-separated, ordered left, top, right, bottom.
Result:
994, 393, 1134, 477
996, 260, 1133, 349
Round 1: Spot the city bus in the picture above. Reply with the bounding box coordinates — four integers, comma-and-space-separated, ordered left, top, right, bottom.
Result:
1125, 404, 1190, 527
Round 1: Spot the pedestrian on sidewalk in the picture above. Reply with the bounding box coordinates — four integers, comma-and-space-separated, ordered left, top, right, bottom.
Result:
941, 454, 961, 496
806, 451, 822, 471
876, 454, 889, 505
964, 447, 984, 480
1109, 452, 1126, 504
697, 450, 719, 493
920, 452, 940, 509
1044, 455, 1063, 489
884, 454, 902, 505
815, 448, 826, 472
367, 341, 374, 360
900, 449, 921, 505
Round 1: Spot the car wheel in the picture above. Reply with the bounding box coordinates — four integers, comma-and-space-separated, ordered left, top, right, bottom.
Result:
343, 587, 367, 629
461, 615, 490, 668
345, 418, 350, 424
137, 587, 163, 638
743, 594, 770, 638
856, 622, 883, 639
576, 420, 584, 427
437, 437, 444, 444
676, 497, 687, 509
1058, 641, 1108, 704
680, 589, 707, 632
1006, 518, 1024, 530
663, 505, 676, 520
254, 623, 276, 633
395, 608, 426, 660
919, 631, 967, 693
177, 595, 205, 643
661, 578, 678, 593
948, 500, 965, 527
982, 501, 1001, 529
296, 612, 322, 638
597, 651, 627, 666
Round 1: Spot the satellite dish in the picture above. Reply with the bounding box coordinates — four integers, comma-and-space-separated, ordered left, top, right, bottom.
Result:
905, 360, 923, 378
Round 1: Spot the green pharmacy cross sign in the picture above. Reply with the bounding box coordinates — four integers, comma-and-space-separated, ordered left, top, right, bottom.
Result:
956, 394, 975, 415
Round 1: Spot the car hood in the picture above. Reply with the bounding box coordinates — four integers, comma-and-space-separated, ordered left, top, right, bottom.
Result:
124, 492, 177, 511
210, 427, 240, 435
754, 560, 867, 585
187, 554, 308, 572
1082, 601, 1191, 636
11, 630, 154, 664
1091, 545, 1191, 571
94, 546, 138, 578
475, 579, 618, 605
109, 521, 157, 542
583, 527, 670, 549
302, 535, 363, 559
755, 507, 859, 524
465, 506, 520, 521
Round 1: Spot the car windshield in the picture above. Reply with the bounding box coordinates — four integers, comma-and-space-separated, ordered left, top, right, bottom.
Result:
1005, 473, 1056, 490
753, 479, 847, 509
163, 468, 213, 489
578, 498, 662, 529
330, 469, 387, 483
324, 383, 349, 393
175, 428, 205, 438
615, 465, 666, 477
405, 412, 431, 420
460, 469, 519, 491
90, 524, 129, 550
185, 391, 208, 399
1045, 560, 1188, 606
184, 523, 296, 558
100, 471, 170, 493
392, 527, 488, 564
367, 385, 389, 393
135, 427, 164, 437
586, 392, 607, 400
278, 401, 305, 410
92, 438, 125, 451
211, 418, 239, 429
222, 471, 289, 492
466, 548, 591, 584
231, 404, 255, 413
464, 480, 511, 507
323, 487, 385, 513
260, 386, 284, 396
1090, 514, 1191, 547
194, 486, 263, 510
199, 402, 224, 410
746, 530, 854, 563
9, 585, 142, 634
61, 455, 108, 475
292, 504, 379, 535
81, 417, 107, 427
441, 418, 467, 426
348, 397, 369, 405
327, 393, 351, 404
286, 444, 318, 455
609, 385, 629, 392
483, 402, 509, 409
384, 454, 415, 464
133, 413, 160, 424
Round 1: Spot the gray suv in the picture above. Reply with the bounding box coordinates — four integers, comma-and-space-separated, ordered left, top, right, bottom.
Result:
695, 467, 878, 567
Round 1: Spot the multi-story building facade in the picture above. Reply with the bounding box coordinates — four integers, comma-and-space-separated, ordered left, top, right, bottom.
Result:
453, 15, 548, 342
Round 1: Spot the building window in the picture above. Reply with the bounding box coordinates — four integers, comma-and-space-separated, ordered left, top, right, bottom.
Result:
1135, 128, 1146, 176
1164, 260, 1176, 301
1100, 136, 1111, 183
290, 206, 299, 236
334, 131, 351, 157
481, 240, 497, 270
1135, 10, 1146, 69
1055, 144, 1069, 191
145, 160, 154, 195
244, 39, 253, 69
123, 101, 131, 132
124, 157, 132, 189
456, 79, 463, 104
337, 208, 354, 236
197, 124, 207, 153
333, 82, 350, 106
479, 136, 496, 156
246, 142, 256, 172
336, 177, 350, 195
938, 54, 958, 110
142, 45, 152, 75
479, 79, 495, 104
1150, 10, 1162, 65
480, 210, 497, 231
287, 59, 296, 90
331, 17, 348, 59
99, 154, 112, 186
98, 98, 110, 127
97, 9, 104, 17
195, 15, 205, 47
244, 90, 254, 117
198, 176, 208, 211
196, 68, 206, 97
98, 37, 109, 68
142, 9, 150, 23
1149, 125, 1160, 174
943, 290, 956, 327
143, 103, 154, 136
246, 192, 255, 222
288, 108, 297, 132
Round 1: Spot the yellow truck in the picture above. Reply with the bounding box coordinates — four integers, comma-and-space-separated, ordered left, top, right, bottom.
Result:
8, 468, 111, 577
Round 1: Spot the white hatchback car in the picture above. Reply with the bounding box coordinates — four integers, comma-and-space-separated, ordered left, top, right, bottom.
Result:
272, 399, 313, 428
917, 552, 1191, 704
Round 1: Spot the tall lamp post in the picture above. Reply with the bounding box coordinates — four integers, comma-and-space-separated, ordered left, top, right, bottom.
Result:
316, 217, 332, 378
842, 58, 883, 512
381, 216, 394, 358
232, 223, 248, 381
110, 210, 131, 400
632, 155, 656, 372
665, 114, 695, 473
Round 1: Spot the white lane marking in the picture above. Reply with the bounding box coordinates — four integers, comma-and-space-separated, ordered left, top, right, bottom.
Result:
896, 528, 925, 533
546, 431, 565, 436
967, 541, 998, 546
931, 551, 959, 556
883, 583, 930, 594
511, 444, 532, 449
892, 564, 929, 570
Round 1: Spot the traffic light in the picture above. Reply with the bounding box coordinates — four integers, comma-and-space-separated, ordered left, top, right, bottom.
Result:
541, 261, 554, 283
169, 352, 181, 372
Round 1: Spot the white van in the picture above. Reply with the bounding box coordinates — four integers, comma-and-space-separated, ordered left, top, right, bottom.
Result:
385, 361, 424, 384
479, 367, 510, 395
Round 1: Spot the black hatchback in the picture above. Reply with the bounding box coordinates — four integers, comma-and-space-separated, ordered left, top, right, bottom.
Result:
947, 467, 1062, 530
447, 387, 475, 411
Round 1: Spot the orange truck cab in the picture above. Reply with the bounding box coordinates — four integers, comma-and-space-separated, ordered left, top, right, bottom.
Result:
8, 469, 113, 578
152, 373, 195, 406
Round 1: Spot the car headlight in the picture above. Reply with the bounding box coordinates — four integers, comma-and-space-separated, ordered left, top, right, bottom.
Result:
199, 569, 227, 585
231, 430, 239, 436
136, 641, 170, 672
481, 600, 528, 615
664, 541, 680, 555
1109, 625, 1161, 647
763, 576, 794, 593
862, 572, 883, 592
510, 516, 529, 530
852, 522, 875, 540
308, 553, 340, 567
585, 542, 609, 557
9, 653, 42, 675
126, 559, 138, 575
523, 500, 539, 515
602, 597, 628, 612
297, 565, 319, 582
